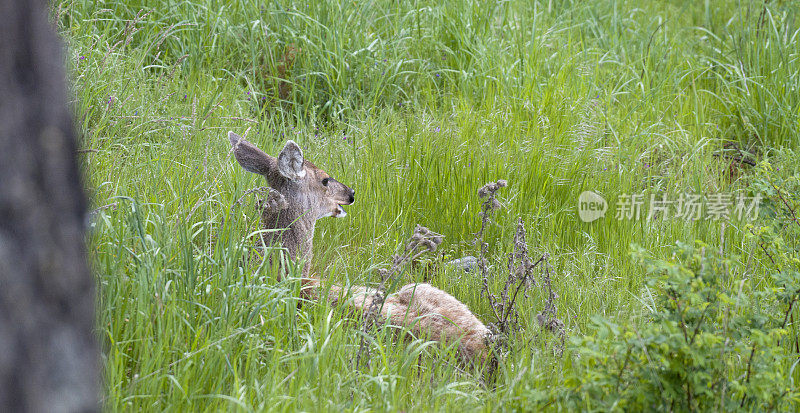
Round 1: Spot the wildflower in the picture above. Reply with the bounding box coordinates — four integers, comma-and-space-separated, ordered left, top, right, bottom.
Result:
79, 55, 86, 60
436, 73, 440, 77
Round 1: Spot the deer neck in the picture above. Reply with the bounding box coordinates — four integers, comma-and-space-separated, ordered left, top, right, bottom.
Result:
259, 206, 316, 276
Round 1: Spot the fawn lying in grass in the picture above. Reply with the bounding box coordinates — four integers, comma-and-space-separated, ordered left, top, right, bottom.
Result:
228, 131, 492, 364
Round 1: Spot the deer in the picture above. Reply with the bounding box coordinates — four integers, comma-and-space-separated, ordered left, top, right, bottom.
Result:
228, 131, 493, 365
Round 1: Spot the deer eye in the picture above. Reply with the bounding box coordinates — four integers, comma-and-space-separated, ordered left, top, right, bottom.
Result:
321, 178, 330, 186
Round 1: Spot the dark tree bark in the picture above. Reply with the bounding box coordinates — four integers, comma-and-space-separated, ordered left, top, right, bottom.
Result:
0, 1, 99, 412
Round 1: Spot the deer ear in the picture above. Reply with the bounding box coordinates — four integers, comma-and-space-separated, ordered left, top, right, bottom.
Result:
277, 140, 306, 181
228, 131, 273, 176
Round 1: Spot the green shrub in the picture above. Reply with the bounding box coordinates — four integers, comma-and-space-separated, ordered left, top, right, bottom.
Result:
563, 241, 800, 411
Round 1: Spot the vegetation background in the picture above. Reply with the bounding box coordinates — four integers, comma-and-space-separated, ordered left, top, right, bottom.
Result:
57, 0, 799, 410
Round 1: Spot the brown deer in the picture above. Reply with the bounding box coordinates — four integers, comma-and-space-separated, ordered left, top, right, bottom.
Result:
228, 131, 493, 365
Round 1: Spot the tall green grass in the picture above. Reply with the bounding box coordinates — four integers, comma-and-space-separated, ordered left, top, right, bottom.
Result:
60, 0, 799, 410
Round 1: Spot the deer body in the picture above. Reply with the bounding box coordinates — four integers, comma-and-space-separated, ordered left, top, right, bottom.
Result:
229, 132, 491, 365
341, 283, 492, 362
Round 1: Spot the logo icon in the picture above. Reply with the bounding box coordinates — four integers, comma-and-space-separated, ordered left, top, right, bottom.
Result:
578, 191, 607, 222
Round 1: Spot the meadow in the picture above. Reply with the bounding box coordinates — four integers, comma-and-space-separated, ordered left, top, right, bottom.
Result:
59, 0, 800, 410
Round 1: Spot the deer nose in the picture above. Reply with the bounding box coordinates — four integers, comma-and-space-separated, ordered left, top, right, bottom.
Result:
348, 189, 355, 204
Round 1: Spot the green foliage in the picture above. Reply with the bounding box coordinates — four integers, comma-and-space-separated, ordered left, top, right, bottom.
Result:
746, 153, 800, 272
56, 0, 800, 410
59, 0, 800, 144
563, 241, 800, 411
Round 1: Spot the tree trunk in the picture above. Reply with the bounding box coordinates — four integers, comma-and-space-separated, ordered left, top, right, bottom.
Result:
0, 1, 99, 412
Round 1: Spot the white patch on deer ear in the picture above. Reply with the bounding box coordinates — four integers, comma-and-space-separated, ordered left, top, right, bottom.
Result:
277, 140, 306, 181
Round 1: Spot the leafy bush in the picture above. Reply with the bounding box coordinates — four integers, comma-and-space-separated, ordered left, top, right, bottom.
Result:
562, 241, 800, 411
746, 153, 800, 272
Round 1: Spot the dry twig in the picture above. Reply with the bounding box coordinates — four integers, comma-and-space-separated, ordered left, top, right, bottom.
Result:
354, 225, 444, 368
474, 180, 566, 356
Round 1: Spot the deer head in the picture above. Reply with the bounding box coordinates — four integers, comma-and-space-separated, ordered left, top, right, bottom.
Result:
228, 131, 355, 222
